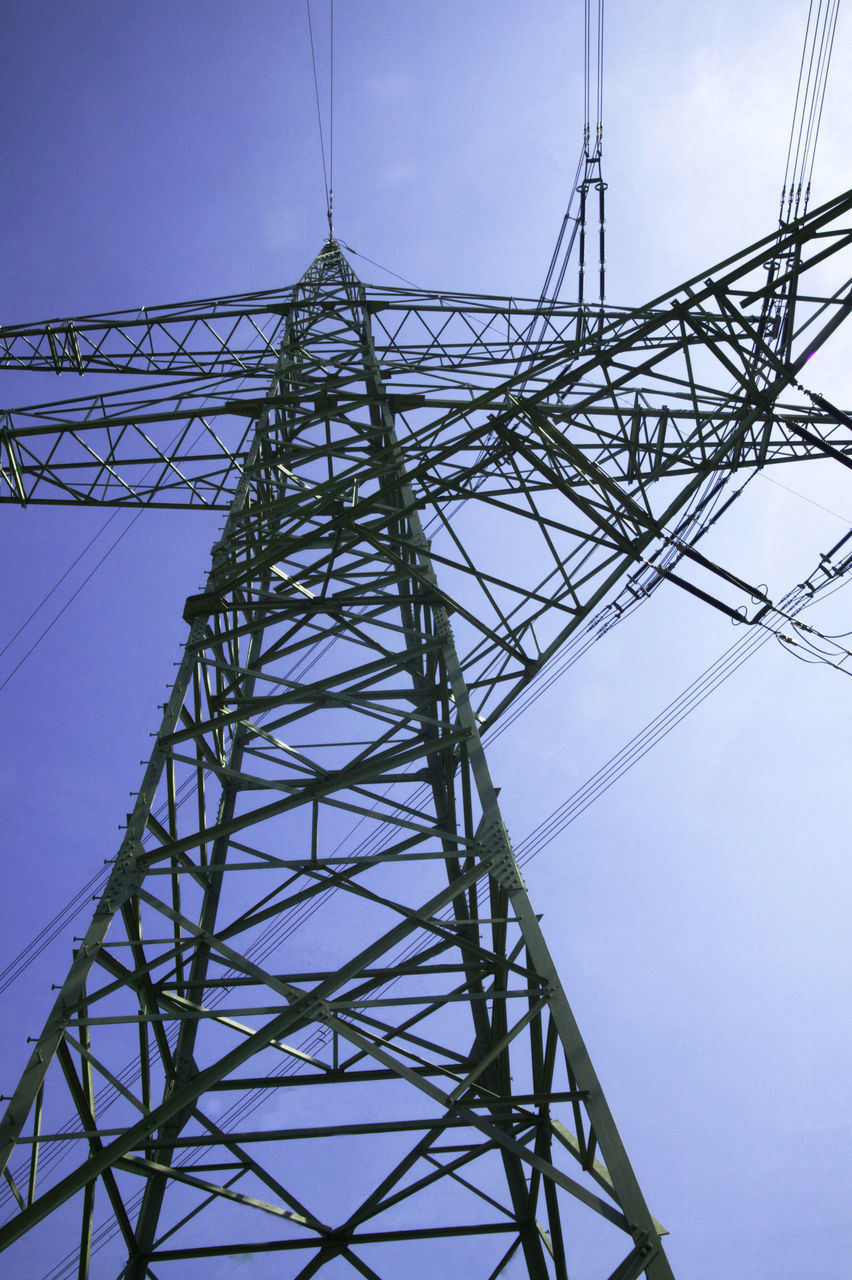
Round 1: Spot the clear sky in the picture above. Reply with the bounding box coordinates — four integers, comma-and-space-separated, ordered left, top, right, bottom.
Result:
0, 3, 850, 1278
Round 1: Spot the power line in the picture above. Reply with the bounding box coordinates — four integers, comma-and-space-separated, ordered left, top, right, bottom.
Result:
0, 511, 143, 697
0, 512, 123, 664
329, 0, 335, 231
305, 0, 330, 224
337, 240, 422, 289
781, 0, 841, 221
758, 469, 852, 526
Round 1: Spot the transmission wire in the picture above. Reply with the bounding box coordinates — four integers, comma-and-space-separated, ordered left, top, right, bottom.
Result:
306, 0, 330, 223
329, 0, 335, 231
0, 512, 144, 697
0, 513, 125, 664
337, 240, 422, 289
781, 0, 840, 221
758, 468, 852, 526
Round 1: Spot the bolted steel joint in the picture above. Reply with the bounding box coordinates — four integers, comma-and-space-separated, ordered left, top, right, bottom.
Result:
477, 815, 525, 891
96, 839, 142, 914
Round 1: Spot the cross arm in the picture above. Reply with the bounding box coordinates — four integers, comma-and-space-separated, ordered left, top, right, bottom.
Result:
0, 287, 293, 377
0, 384, 256, 508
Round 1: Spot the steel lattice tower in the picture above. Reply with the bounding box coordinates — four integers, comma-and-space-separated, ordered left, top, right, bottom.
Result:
1, 184, 851, 1278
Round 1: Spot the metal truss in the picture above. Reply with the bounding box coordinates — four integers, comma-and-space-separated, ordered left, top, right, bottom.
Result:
0, 188, 851, 1278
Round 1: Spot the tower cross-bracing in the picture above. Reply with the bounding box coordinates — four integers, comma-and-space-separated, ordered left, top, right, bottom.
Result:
0, 170, 851, 1277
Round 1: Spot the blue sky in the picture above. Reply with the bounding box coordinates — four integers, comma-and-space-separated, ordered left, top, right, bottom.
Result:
0, 3, 850, 1277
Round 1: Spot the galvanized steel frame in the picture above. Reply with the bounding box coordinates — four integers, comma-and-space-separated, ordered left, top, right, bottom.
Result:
0, 192, 851, 1277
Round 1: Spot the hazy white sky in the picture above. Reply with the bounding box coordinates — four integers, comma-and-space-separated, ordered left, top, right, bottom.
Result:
0, 3, 850, 1277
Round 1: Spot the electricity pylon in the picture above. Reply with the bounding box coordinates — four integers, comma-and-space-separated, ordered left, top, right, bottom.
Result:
1, 190, 851, 1279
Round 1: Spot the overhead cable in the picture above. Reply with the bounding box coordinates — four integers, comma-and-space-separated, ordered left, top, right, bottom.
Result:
781, 0, 841, 222
305, 0, 331, 226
